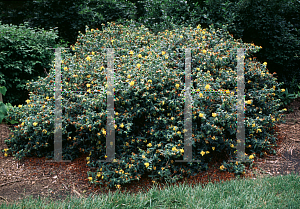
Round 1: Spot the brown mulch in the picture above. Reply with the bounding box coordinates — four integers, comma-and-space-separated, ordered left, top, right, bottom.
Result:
0, 97, 300, 206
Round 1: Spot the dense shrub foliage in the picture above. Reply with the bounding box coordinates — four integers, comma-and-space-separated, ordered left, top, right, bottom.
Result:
2, 20, 287, 189
0, 21, 69, 106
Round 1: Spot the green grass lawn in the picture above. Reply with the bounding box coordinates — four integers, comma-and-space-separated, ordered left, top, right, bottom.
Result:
1, 171, 299, 209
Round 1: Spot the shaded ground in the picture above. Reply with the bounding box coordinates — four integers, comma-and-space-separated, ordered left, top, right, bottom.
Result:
0, 97, 299, 206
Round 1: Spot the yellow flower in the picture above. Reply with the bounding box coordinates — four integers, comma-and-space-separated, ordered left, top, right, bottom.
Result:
18, 105, 22, 108
256, 129, 262, 133
172, 147, 178, 151
26, 99, 30, 104
138, 54, 142, 58
200, 151, 205, 156
147, 143, 152, 147
165, 55, 169, 59
161, 167, 165, 170
199, 93, 203, 98
129, 50, 134, 55
212, 113, 217, 117
115, 112, 119, 116
127, 75, 131, 79
97, 172, 101, 177
197, 25, 201, 29
171, 117, 174, 120
199, 113, 204, 118
21, 122, 25, 127
116, 184, 121, 189
87, 74, 91, 78
100, 66, 105, 70
120, 123, 124, 128
281, 89, 285, 92
4, 153, 8, 157
86, 84, 91, 88
252, 123, 255, 127
230, 144, 234, 148
72, 47, 75, 51
162, 51, 166, 55
203, 49, 207, 54
249, 155, 254, 159
130, 81, 135, 86
196, 68, 200, 71
42, 129, 47, 134
144, 162, 149, 168
177, 131, 181, 135
220, 165, 225, 170
212, 147, 215, 151
205, 84, 210, 90
206, 151, 210, 154
283, 108, 287, 111
86, 56, 92, 61
114, 124, 117, 129
88, 177, 93, 181
175, 84, 180, 88
148, 79, 152, 83
263, 62, 267, 65
180, 149, 184, 153
86, 157, 90, 161
180, 35, 183, 38
142, 155, 146, 159
33, 122, 38, 127
136, 64, 141, 68
111, 40, 114, 43
246, 100, 252, 104
64, 67, 68, 71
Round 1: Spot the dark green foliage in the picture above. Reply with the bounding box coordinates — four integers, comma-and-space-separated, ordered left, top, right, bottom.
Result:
9, 0, 137, 48
0, 21, 69, 106
231, 0, 300, 96
0, 0, 35, 27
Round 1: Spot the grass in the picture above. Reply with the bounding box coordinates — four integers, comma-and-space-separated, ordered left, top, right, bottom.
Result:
1, 171, 299, 209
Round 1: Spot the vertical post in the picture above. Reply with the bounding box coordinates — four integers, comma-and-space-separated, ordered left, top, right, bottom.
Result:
176, 48, 201, 163
45, 47, 71, 163
236, 48, 246, 162
100, 48, 115, 162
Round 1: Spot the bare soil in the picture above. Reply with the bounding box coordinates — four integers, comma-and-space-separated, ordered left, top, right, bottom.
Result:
0, 97, 299, 206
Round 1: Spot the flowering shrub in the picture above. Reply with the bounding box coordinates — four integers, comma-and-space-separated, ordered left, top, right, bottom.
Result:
2, 19, 286, 189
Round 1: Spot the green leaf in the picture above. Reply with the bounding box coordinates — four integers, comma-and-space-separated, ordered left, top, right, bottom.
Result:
0, 86, 7, 96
